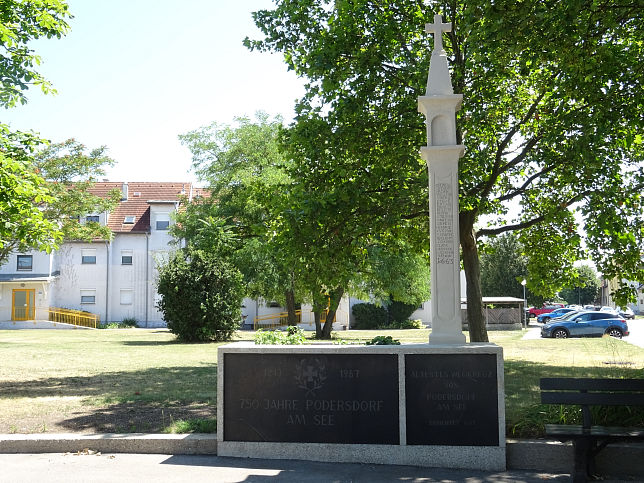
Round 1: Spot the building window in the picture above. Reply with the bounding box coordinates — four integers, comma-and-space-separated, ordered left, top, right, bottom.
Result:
124, 216, 135, 224
120, 289, 133, 305
155, 214, 170, 231
86, 215, 100, 223
17, 255, 33, 271
81, 248, 96, 264
121, 250, 133, 265
81, 289, 96, 304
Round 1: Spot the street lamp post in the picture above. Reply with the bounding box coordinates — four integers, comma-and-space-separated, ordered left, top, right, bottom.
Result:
521, 279, 527, 329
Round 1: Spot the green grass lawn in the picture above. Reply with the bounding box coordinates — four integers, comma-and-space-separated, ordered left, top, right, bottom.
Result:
0, 326, 642, 436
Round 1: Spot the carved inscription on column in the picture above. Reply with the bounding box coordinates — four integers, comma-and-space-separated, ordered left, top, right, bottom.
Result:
435, 182, 454, 265
405, 354, 499, 446
224, 353, 399, 444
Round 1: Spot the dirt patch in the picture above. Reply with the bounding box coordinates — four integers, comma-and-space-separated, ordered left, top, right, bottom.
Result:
0, 402, 216, 434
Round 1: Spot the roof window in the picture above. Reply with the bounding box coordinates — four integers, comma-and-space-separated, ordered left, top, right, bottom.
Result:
124, 216, 135, 224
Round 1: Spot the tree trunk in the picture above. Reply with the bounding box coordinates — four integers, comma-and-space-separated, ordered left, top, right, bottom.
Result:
460, 213, 489, 342
321, 287, 344, 339
285, 288, 297, 326
314, 310, 322, 338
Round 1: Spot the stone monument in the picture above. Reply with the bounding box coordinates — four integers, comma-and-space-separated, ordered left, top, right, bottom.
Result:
216, 14, 506, 471
418, 14, 466, 345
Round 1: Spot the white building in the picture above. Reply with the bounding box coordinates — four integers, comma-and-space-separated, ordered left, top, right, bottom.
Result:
0, 182, 205, 327
0, 181, 351, 329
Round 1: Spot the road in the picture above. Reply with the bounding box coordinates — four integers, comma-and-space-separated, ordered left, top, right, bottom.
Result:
626, 316, 644, 348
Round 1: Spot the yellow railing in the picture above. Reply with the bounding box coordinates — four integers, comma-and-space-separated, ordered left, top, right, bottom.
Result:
253, 309, 334, 330
49, 307, 99, 329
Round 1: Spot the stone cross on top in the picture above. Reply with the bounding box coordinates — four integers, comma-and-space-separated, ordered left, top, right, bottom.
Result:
426, 14, 451, 54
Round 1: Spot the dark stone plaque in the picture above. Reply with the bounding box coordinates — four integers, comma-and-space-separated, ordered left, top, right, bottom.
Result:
224, 353, 399, 444
405, 353, 499, 446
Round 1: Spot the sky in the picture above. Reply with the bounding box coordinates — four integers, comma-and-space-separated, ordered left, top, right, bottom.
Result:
3, 0, 305, 184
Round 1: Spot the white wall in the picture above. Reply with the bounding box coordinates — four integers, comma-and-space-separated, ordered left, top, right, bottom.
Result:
0, 250, 53, 277
51, 242, 108, 320
109, 234, 149, 324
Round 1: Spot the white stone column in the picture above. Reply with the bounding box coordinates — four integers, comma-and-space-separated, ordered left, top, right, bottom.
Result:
418, 15, 466, 344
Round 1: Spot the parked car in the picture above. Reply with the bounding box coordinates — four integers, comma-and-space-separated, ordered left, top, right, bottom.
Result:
528, 303, 566, 318
583, 304, 598, 310
537, 307, 576, 324
599, 306, 619, 315
618, 307, 635, 320
540, 311, 629, 339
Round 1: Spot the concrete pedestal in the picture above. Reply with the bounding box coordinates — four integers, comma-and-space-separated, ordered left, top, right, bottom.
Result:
218, 342, 505, 470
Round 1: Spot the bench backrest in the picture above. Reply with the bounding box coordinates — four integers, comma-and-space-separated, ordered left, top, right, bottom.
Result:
541, 378, 644, 428
541, 378, 644, 406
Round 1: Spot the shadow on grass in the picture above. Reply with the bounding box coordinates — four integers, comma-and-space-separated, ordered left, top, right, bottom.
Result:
60, 401, 216, 433
0, 365, 217, 401
0, 364, 219, 433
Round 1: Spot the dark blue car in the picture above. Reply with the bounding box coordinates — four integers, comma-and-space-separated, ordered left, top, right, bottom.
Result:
540, 311, 629, 339
536, 307, 576, 324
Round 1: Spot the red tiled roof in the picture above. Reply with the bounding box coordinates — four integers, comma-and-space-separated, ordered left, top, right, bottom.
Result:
88, 182, 202, 233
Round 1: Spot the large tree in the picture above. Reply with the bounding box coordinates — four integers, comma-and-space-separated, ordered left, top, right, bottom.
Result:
177, 114, 431, 338
0, 0, 72, 264
246, 0, 644, 342
176, 113, 305, 325
480, 233, 533, 302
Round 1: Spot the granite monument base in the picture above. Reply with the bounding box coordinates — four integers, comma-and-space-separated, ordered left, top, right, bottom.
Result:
217, 343, 505, 470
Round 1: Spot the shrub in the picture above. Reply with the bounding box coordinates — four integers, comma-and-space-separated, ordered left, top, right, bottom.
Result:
366, 335, 400, 345
391, 318, 425, 329
254, 327, 306, 345
352, 303, 387, 329
156, 249, 244, 342
121, 317, 138, 328
387, 298, 418, 325
99, 319, 138, 329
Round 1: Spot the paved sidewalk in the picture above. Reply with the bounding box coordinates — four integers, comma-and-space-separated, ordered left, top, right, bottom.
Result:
0, 453, 575, 483
520, 324, 541, 340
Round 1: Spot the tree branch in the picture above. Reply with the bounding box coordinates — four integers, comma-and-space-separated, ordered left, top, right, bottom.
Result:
478, 188, 593, 237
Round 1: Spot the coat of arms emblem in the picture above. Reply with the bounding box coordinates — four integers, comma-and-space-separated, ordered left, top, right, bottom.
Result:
295, 357, 327, 397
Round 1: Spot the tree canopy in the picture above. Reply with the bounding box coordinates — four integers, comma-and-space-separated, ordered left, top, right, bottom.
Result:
177, 113, 430, 338
246, 0, 644, 341
0, 1, 71, 264
0, 148, 59, 263
0, 0, 71, 108
34, 138, 121, 242
479, 233, 541, 305
175, 113, 301, 309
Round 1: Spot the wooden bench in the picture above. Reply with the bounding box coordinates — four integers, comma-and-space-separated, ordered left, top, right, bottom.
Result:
540, 377, 644, 482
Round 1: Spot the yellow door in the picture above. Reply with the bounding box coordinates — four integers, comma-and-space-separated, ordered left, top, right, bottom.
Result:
12, 289, 35, 320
